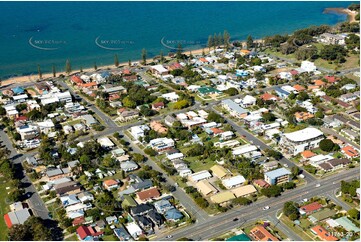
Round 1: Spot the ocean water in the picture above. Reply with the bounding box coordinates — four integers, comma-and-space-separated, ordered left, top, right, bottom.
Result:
0, 1, 353, 78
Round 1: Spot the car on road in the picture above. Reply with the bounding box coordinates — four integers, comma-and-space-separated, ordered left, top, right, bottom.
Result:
166, 235, 173, 239
262, 206, 270, 210
315, 184, 321, 188
283, 164, 289, 168
303, 198, 308, 202
233, 218, 239, 221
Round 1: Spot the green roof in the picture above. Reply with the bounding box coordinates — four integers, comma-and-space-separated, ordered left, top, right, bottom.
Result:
227, 234, 251, 241
309, 208, 336, 222
335, 217, 360, 232
122, 195, 137, 207
198, 86, 222, 95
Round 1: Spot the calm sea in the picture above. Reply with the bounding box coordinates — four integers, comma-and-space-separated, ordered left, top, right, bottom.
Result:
0, 1, 353, 78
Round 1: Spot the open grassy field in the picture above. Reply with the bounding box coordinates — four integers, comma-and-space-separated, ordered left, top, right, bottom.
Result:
0, 177, 12, 240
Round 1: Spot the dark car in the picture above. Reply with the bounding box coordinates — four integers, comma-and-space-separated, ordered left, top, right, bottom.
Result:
233, 218, 239, 222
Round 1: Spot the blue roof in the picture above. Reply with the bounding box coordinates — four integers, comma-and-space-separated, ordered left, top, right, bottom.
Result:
12, 86, 25, 94
222, 99, 248, 114
165, 208, 183, 220
274, 87, 290, 95
265, 168, 291, 179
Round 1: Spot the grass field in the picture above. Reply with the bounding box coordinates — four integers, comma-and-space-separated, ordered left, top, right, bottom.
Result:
0, 177, 13, 240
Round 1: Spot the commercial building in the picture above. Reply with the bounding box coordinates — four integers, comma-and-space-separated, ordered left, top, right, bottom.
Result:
279, 127, 324, 155
264, 168, 291, 185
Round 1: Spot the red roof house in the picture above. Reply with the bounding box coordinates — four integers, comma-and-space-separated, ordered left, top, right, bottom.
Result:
299, 202, 323, 215
136, 187, 160, 202
71, 76, 83, 85
260, 93, 278, 101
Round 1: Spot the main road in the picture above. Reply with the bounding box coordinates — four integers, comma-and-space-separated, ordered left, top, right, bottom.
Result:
155, 168, 359, 241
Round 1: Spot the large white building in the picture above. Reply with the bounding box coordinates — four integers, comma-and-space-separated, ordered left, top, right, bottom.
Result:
279, 127, 324, 155
148, 138, 175, 153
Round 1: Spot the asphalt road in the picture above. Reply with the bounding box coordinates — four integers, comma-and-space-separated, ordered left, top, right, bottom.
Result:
155, 168, 359, 241
0, 129, 49, 219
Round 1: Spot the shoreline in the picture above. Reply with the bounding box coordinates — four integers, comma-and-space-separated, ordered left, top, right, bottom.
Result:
1, 7, 357, 87
323, 7, 358, 23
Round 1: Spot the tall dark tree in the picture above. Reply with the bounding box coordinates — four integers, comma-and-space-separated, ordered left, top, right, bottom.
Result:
247, 35, 254, 49
160, 50, 165, 63
65, 59, 71, 75
128, 59, 131, 66
52, 64, 56, 77
37, 64, 42, 79
94, 62, 97, 70
141, 48, 147, 65
223, 30, 231, 50
176, 43, 183, 60
114, 54, 119, 67
80, 66, 83, 72
207, 35, 214, 50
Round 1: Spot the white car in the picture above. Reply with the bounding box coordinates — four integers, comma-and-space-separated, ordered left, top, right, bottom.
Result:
315, 184, 321, 188
166, 235, 173, 239
262, 206, 270, 210
283, 164, 289, 168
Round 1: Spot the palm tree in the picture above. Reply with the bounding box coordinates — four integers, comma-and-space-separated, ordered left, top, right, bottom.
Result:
37, 64, 42, 79
114, 54, 119, 67
52, 64, 56, 77
65, 59, 72, 75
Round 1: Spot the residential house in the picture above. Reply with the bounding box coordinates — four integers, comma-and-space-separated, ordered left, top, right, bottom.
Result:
130, 125, 150, 141
196, 180, 218, 196
154, 200, 174, 214
221, 99, 248, 119
151, 102, 165, 111
148, 138, 175, 153
150, 121, 168, 134
164, 208, 184, 221
249, 225, 279, 241
210, 165, 230, 179
188, 170, 212, 183
299, 202, 323, 216
341, 146, 359, 159
114, 226, 131, 241
103, 179, 119, 191
117, 109, 139, 122
310, 225, 338, 241
136, 187, 161, 202
222, 175, 246, 189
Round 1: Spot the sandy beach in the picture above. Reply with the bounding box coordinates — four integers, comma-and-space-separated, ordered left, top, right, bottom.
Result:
324, 7, 358, 23
0, 39, 262, 87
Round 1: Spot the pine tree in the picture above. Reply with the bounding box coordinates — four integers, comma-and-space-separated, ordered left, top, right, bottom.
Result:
176, 43, 183, 60
141, 49, 147, 65
207, 35, 214, 50
65, 59, 71, 75
213, 33, 218, 49
202, 49, 205, 56
160, 50, 164, 63
114, 54, 119, 67
223, 30, 231, 50
218, 32, 223, 46
247, 35, 254, 49
80, 66, 83, 72
94, 62, 97, 71
37, 64, 42, 79
189, 50, 193, 59
52, 64, 56, 77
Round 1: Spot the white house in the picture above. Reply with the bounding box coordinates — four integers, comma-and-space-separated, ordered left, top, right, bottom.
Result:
222, 175, 246, 189
301, 61, 317, 73
241, 95, 257, 108
161, 92, 179, 102
130, 125, 150, 141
